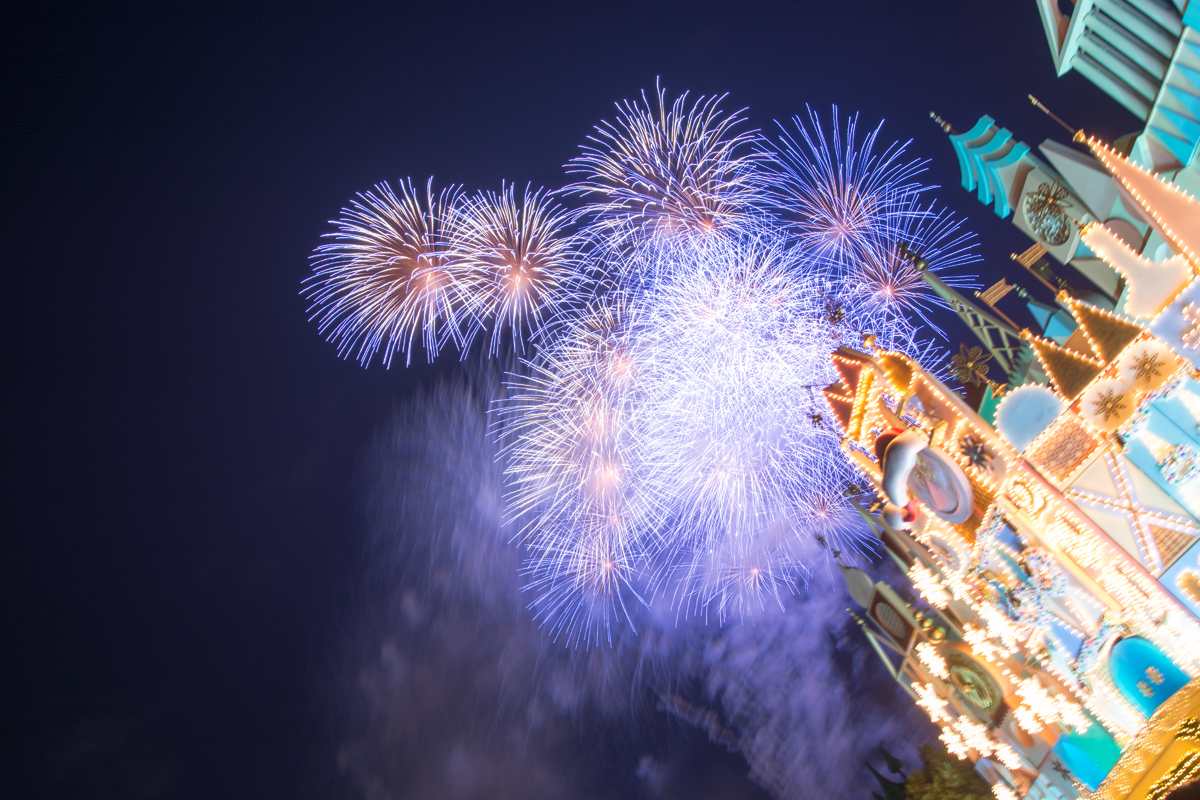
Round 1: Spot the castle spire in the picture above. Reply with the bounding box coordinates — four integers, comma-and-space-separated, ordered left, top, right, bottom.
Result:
1058, 293, 1145, 363
1082, 133, 1200, 270
915, 262, 1035, 386
1022, 330, 1104, 401
942, 114, 1031, 217
929, 111, 956, 135
1077, 219, 1194, 320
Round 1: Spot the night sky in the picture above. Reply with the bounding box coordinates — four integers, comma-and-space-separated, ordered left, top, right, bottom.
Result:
1, 2, 1143, 799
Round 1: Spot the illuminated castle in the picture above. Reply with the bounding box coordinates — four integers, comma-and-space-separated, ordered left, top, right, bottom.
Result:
833, 28, 1200, 799
934, 0, 1200, 345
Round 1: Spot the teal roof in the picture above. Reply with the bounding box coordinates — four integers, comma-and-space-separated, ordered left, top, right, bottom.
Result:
966, 128, 1013, 209
1150, 124, 1196, 166
949, 115, 995, 192
947, 115, 1033, 218
1026, 297, 1078, 344
1183, 2, 1200, 29
983, 140, 1031, 218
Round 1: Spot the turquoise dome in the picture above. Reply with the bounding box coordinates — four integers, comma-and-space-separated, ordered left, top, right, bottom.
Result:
1110, 637, 1190, 717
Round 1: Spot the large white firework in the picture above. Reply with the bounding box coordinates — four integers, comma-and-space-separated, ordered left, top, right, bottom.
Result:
306, 87, 979, 643
635, 243, 854, 619
633, 236, 838, 548
503, 231, 888, 639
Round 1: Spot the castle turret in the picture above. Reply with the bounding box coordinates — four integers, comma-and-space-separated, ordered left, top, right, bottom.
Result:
936, 113, 1129, 303
1036, 0, 1200, 175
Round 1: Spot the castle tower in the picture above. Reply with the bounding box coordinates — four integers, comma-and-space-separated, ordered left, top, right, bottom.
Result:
843, 10, 1200, 798
1036, 0, 1200, 174
937, 114, 1131, 303
1073, 133, 1200, 370
1084, 133, 1200, 264
1036, 0, 1187, 123
917, 264, 1040, 387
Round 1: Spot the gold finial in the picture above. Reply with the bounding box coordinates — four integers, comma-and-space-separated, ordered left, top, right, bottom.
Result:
897, 241, 930, 272
862, 332, 877, 349
1055, 289, 1070, 303
1019, 328, 1032, 341
1073, 129, 1087, 143
929, 111, 955, 135
1029, 94, 1079, 137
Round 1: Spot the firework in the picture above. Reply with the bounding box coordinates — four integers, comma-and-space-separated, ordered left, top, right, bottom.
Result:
631, 235, 837, 549
522, 522, 646, 647
452, 183, 581, 355
497, 294, 667, 644
834, 198, 981, 334
767, 106, 929, 266
304, 178, 469, 366
564, 82, 766, 245
501, 232, 886, 626
306, 88, 981, 642
493, 236, 853, 626
498, 295, 658, 534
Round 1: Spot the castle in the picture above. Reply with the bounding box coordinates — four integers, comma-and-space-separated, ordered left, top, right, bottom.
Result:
834, 2, 1200, 798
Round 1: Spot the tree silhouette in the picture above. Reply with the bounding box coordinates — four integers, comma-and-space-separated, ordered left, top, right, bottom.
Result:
903, 743, 992, 800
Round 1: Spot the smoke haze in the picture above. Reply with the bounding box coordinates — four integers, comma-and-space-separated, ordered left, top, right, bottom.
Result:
331, 374, 933, 799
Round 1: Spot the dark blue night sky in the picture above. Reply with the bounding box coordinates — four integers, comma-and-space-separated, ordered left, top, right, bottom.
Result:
1, 2, 1143, 798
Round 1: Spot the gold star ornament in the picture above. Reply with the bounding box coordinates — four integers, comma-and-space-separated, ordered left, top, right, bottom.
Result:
1131, 351, 1162, 381
1091, 387, 1127, 423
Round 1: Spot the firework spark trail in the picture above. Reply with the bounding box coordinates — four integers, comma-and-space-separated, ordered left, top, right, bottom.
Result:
564, 81, 767, 246
764, 106, 981, 345
497, 294, 671, 645
501, 231, 897, 637
498, 295, 664, 538
307, 86, 982, 643
767, 105, 929, 265
304, 178, 469, 367
452, 183, 582, 355
835, 199, 982, 335
632, 237, 840, 545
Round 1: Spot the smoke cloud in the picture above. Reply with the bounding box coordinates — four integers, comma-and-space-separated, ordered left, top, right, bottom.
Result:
330, 373, 933, 799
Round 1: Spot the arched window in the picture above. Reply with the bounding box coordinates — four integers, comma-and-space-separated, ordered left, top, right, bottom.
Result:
1110, 637, 1190, 717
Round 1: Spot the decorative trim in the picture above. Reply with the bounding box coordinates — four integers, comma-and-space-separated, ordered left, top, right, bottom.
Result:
1088, 678, 1200, 800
